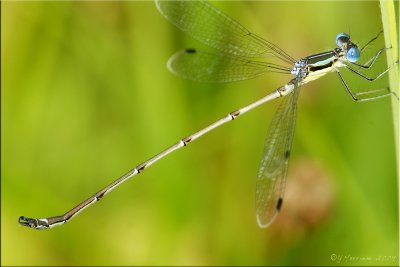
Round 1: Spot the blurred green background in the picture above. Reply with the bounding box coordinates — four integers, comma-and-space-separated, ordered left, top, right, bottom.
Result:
2, 1, 398, 266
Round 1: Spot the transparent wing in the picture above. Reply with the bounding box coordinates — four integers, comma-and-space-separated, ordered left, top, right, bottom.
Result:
156, 0, 295, 64
168, 49, 291, 83
256, 84, 300, 228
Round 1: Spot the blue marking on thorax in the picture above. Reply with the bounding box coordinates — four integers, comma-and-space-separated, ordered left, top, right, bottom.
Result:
310, 56, 336, 67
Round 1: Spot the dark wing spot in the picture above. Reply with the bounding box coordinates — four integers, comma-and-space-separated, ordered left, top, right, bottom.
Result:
276, 197, 283, 211
186, 48, 196, 54
284, 150, 290, 159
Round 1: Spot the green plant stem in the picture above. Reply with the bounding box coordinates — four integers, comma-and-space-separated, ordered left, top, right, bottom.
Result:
380, 0, 399, 261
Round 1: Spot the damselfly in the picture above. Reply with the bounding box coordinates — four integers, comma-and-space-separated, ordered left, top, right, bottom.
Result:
19, 0, 397, 230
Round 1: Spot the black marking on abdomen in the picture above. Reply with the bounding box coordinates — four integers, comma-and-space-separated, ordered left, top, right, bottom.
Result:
230, 110, 240, 119
182, 137, 192, 145
276, 197, 283, 211
137, 164, 146, 173
96, 192, 105, 200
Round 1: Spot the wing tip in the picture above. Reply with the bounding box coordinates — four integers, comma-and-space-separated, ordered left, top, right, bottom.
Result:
154, 0, 164, 15
256, 213, 276, 229
256, 197, 283, 228
166, 49, 197, 76
154, 0, 161, 12
166, 50, 184, 75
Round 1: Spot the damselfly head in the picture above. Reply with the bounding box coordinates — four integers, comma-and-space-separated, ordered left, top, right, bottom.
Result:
336, 33, 360, 63
345, 45, 360, 63
336, 32, 350, 47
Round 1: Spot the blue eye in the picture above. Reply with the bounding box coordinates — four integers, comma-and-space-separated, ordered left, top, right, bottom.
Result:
336, 32, 350, 47
347, 47, 360, 62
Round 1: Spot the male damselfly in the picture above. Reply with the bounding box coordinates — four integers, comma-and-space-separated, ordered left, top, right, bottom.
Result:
19, 1, 396, 230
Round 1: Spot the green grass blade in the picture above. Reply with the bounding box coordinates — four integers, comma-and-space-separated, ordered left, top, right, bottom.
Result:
380, 0, 399, 261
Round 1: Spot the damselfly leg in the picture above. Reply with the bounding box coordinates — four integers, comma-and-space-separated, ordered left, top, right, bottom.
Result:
352, 31, 390, 70
352, 47, 390, 69
336, 67, 398, 102
342, 62, 394, 81
359, 30, 383, 52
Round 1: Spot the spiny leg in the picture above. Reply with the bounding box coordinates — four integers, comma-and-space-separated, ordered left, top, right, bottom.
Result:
359, 30, 383, 52
342, 61, 396, 82
336, 70, 398, 102
351, 30, 389, 70
351, 47, 390, 69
